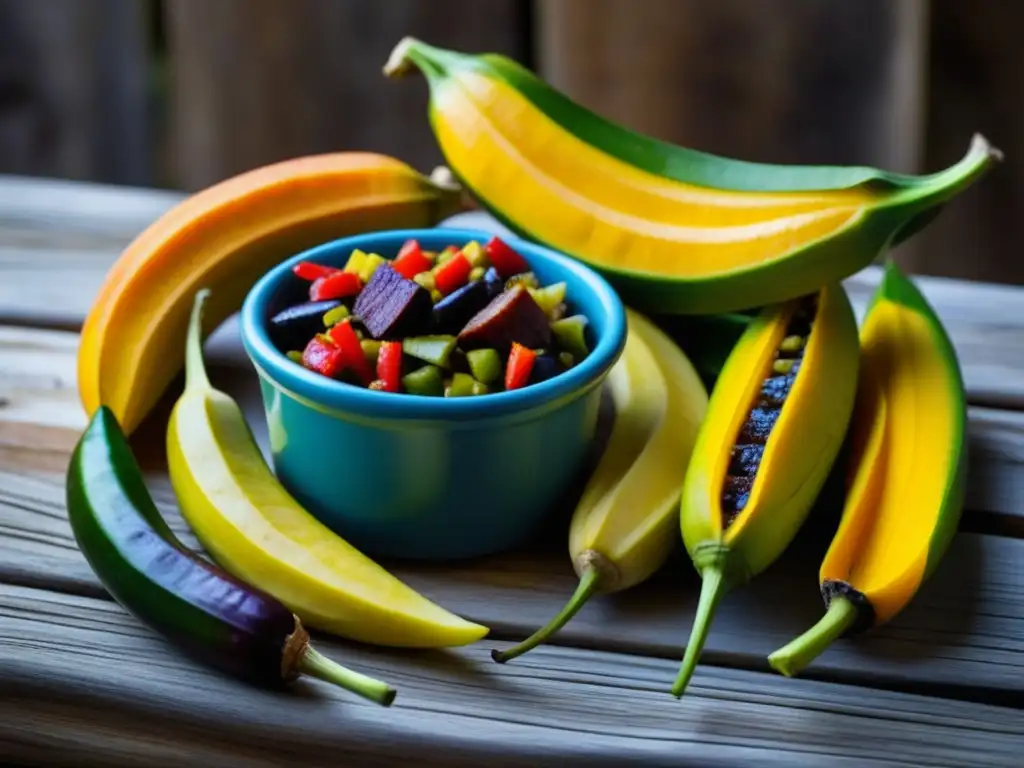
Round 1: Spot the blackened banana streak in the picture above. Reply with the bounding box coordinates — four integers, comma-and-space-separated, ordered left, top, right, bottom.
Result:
722, 296, 818, 528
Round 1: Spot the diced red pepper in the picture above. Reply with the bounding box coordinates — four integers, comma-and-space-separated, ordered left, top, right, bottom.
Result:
485, 236, 529, 278
434, 253, 473, 296
310, 270, 362, 301
293, 261, 340, 281
301, 336, 344, 378
328, 320, 374, 385
376, 341, 403, 393
391, 240, 433, 279
505, 342, 536, 390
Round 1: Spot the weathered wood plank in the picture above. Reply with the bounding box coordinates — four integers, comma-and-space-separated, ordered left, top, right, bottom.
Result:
2, 196, 1022, 407
3, 584, 1022, 768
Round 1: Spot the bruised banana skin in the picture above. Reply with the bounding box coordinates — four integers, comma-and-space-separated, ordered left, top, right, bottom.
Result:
384, 37, 1000, 314
168, 290, 488, 649
492, 309, 708, 663
767, 262, 967, 677
78, 153, 462, 435
671, 283, 860, 697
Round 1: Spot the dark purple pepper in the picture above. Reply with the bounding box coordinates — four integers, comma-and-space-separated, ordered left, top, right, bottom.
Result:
527, 353, 565, 385
459, 285, 552, 351
354, 264, 433, 339
432, 280, 493, 335
268, 299, 343, 352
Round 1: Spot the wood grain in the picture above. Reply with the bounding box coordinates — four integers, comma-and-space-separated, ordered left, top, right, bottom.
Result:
3, 584, 1022, 768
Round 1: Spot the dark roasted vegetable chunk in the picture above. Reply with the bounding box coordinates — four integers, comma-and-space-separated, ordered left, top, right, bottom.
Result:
354, 264, 433, 339
458, 285, 552, 351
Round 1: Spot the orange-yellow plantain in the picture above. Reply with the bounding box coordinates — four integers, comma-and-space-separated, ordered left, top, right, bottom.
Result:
768, 261, 966, 677
672, 283, 859, 696
78, 153, 461, 435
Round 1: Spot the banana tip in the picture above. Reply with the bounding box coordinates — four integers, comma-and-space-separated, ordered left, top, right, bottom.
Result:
384, 36, 420, 78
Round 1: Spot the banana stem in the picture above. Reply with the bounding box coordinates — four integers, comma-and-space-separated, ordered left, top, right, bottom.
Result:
767, 596, 858, 678
299, 647, 397, 707
184, 288, 213, 393
670, 566, 728, 698
889, 134, 1001, 214
491, 567, 601, 664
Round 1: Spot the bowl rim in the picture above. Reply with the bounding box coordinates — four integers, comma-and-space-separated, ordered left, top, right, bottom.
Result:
239, 227, 627, 421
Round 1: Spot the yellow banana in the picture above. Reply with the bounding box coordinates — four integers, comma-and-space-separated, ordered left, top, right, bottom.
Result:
79, 152, 462, 435
167, 289, 488, 648
493, 308, 708, 663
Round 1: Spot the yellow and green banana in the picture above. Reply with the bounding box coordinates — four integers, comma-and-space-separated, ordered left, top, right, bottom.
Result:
768, 261, 966, 677
671, 283, 860, 696
385, 38, 999, 315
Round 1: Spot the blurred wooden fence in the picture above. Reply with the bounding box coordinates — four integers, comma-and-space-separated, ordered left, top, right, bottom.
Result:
0, 0, 1019, 285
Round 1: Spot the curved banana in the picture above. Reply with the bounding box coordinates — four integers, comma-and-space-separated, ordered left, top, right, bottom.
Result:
492, 309, 708, 663
167, 290, 488, 648
79, 152, 462, 435
671, 283, 859, 696
384, 38, 998, 314
768, 261, 966, 677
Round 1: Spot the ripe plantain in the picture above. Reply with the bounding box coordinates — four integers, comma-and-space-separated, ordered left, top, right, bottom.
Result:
78, 153, 462, 435
167, 289, 488, 648
493, 308, 708, 663
768, 261, 966, 677
672, 283, 859, 697
384, 37, 999, 314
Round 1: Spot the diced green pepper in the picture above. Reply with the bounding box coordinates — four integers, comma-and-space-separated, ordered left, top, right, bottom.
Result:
558, 351, 575, 368
343, 248, 369, 274
430, 289, 444, 304
506, 271, 539, 290
461, 240, 488, 267
322, 304, 351, 327
551, 314, 590, 360
413, 271, 436, 291
402, 364, 445, 396
445, 372, 485, 397
528, 282, 567, 316
358, 252, 387, 283
360, 339, 382, 364
466, 348, 502, 385
404, 335, 458, 368
469, 265, 486, 282
286, 350, 304, 364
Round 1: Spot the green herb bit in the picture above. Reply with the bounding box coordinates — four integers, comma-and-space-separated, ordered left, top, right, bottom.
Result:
551, 314, 590, 360
322, 305, 351, 327
402, 365, 445, 397
466, 348, 502, 384
404, 335, 458, 368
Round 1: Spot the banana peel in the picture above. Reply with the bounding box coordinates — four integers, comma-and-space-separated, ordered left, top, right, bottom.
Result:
768, 261, 966, 676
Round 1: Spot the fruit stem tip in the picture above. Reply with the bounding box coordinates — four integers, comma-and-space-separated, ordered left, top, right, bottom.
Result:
300, 647, 397, 707
671, 566, 728, 698
184, 288, 213, 392
767, 596, 858, 678
490, 566, 602, 664
384, 36, 421, 78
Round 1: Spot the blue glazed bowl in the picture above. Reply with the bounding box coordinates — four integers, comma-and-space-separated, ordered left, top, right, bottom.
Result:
240, 228, 626, 561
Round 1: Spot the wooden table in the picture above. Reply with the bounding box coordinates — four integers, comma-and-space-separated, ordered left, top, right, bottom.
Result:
1, 175, 1022, 767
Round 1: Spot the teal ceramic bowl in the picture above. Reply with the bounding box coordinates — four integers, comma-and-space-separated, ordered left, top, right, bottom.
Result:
240, 228, 626, 560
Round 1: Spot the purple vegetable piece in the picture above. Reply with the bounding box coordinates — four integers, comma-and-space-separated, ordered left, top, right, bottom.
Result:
458, 285, 552, 351
354, 264, 433, 340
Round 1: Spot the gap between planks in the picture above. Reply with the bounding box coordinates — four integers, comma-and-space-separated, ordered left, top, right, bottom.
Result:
2, 583, 1022, 768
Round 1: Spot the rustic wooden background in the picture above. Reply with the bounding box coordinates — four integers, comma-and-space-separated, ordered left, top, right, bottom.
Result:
0, 0, 1018, 285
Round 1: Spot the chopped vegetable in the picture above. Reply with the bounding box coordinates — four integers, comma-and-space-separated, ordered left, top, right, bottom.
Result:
310, 271, 362, 301
505, 343, 536, 390
402, 364, 445, 396
528, 282, 567, 316
485, 236, 529, 277
413, 272, 436, 291
550, 314, 590, 359
469, 265, 486, 282
286, 350, 303, 363
528, 353, 565, 384
459, 285, 552, 352
446, 372, 487, 397
328, 320, 374, 385
434, 252, 473, 296
558, 351, 575, 368
302, 335, 344, 378
354, 264, 433, 339
376, 341, 403, 393
358, 253, 387, 284
293, 261, 339, 281
361, 338, 382, 364
404, 335, 458, 368
343, 249, 369, 274
506, 271, 539, 290
438, 245, 459, 263
392, 240, 433, 279
432, 280, 493, 335
322, 304, 351, 327
461, 240, 488, 267
269, 299, 343, 351
467, 348, 502, 385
